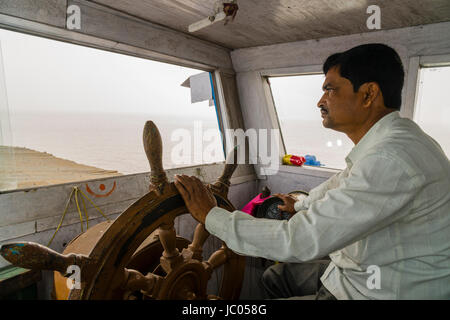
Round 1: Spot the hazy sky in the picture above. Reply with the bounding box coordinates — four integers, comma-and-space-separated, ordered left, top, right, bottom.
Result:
414, 66, 450, 126
0, 28, 214, 119
270, 74, 325, 122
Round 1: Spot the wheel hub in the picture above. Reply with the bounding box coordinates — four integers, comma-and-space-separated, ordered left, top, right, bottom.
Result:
157, 259, 209, 300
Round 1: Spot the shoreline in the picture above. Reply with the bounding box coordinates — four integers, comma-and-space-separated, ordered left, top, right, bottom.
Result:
0, 146, 122, 191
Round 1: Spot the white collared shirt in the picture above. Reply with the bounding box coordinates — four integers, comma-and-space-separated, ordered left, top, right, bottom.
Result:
205, 111, 450, 299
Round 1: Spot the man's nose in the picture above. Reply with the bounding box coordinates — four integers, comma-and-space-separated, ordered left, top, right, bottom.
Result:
317, 93, 326, 108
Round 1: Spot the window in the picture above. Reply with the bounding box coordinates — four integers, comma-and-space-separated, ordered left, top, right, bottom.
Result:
269, 74, 353, 170
413, 65, 450, 158
0, 29, 224, 192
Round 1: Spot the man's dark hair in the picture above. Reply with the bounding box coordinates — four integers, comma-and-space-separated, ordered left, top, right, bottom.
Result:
323, 43, 404, 110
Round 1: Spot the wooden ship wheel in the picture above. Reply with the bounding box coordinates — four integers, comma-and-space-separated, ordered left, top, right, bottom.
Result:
0, 121, 246, 300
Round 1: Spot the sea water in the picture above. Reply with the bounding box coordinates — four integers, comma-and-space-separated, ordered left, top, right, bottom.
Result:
7, 110, 354, 175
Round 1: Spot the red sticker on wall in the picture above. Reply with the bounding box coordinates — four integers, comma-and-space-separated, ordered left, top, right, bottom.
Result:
85, 181, 116, 198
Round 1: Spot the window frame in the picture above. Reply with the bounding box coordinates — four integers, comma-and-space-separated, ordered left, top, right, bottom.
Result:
403, 54, 450, 120
404, 55, 450, 158
261, 65, 342, 174
0, 28, 236, 192
263, 55, 450, 174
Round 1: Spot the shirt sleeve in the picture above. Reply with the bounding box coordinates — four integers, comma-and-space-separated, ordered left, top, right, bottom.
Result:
205, 152, 422, 262
294, 170, 344, 212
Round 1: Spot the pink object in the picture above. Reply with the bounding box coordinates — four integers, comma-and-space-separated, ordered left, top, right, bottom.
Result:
241, 193, 271, 216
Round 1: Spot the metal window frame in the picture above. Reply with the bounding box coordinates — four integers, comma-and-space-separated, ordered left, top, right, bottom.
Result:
260, 65, 346, 171
0, 26, 236, 190
403, 54, 450, 120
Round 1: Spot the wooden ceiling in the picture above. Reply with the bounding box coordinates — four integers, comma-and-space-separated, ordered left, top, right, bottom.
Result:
92, 0, 450, 49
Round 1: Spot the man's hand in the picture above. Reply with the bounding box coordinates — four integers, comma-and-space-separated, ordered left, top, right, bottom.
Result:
273, 193, 297, 215
174, 175, 217, 225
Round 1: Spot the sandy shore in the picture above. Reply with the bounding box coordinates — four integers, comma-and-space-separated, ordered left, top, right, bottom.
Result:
0, 146, 122, 191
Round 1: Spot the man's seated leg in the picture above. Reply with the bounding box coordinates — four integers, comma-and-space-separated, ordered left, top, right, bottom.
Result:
261, 260, 332, 299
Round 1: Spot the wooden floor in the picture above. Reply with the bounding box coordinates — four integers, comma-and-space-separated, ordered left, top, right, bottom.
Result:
0, 146, 121, 192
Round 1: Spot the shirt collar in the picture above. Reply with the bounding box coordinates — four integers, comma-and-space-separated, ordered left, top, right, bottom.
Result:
345, 111, 400, 166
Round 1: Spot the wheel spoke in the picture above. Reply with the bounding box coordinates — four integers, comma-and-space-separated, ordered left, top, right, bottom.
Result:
159, 222, 183, 273
121, 268, 163, 296
186, 223, 210, 260
203, 245, 229, 276
208, 145, 239, 198
143, 121, 168, 194
0, 242, 93, 275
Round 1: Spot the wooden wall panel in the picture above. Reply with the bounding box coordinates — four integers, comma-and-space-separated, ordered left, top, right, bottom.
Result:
0, 0, 66, 28
93, 0, 450, 49
231, 21, 450, 72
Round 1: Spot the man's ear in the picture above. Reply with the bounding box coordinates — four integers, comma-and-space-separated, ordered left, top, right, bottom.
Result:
362, 82, 380, 108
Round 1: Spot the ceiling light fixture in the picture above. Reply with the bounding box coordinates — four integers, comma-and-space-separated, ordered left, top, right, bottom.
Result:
188, 0, 239, 33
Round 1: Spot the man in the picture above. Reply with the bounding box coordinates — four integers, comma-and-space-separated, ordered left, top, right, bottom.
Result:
174, 43, 450, 300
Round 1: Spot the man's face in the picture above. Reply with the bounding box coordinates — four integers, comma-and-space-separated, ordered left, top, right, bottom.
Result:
317, 67, 365, 134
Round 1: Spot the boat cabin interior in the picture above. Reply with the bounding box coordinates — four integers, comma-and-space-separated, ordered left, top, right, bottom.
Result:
0, 0, 449, 300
